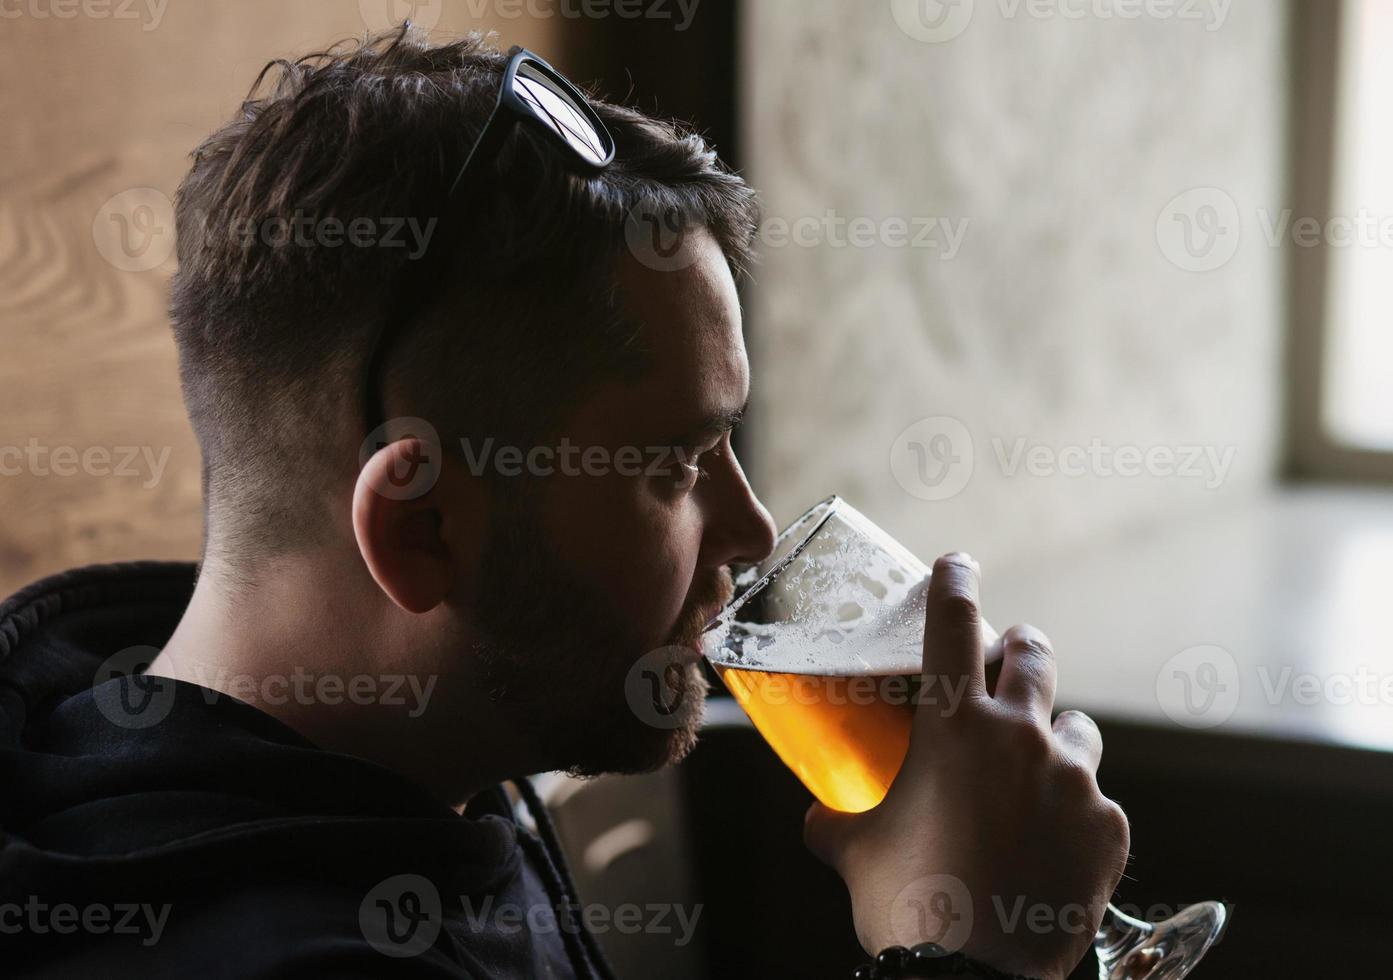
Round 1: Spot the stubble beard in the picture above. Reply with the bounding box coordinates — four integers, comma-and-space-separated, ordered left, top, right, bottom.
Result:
469, 492, 730, 777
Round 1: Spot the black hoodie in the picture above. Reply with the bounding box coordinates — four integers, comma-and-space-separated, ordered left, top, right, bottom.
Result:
0, 562, 615, 979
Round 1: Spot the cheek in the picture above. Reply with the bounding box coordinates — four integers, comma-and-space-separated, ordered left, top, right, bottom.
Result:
541, 472, 701, 647
608, 532, 694, 649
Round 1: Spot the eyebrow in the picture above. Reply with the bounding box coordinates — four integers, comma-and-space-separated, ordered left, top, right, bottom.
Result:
670, 398, 748, 446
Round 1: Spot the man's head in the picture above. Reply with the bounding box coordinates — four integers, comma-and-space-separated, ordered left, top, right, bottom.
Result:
167, 25, 775, 793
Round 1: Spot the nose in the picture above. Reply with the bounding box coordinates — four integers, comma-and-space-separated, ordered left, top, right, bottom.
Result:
701, 448, 777, 570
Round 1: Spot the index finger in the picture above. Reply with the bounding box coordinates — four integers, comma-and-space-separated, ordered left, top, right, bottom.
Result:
920, 553, 986, 706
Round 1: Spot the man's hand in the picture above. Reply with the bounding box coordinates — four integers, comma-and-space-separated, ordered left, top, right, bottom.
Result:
804, 554, 1130, 980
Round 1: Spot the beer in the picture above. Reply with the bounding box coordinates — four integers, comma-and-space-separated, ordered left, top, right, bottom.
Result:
703, 497, 995, 814
715, 666, 917, 813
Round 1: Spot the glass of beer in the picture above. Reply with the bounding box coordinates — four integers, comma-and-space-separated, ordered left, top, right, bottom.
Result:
702, 496, 1227, 979
703, 495, 999, 813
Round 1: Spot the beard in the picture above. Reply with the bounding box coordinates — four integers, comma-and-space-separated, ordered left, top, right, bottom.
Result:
470, 490, 733, 777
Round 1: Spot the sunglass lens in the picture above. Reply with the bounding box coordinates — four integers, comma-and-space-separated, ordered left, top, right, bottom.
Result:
512, 61, 611, 166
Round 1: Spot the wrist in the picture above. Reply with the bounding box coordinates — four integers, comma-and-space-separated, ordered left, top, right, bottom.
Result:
857, 932, 1063, 980
852, 943, 1048, 980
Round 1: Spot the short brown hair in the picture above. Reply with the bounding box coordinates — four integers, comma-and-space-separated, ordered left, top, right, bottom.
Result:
170, 24, 758, 573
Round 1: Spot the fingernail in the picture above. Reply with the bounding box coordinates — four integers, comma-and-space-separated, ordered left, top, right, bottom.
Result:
941, 551, 979, 572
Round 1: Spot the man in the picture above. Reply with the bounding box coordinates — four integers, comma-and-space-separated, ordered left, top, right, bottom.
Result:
0, 25, 1127, 979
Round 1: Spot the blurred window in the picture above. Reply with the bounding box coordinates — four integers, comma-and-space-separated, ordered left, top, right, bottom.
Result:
1323, 0, 1393, 451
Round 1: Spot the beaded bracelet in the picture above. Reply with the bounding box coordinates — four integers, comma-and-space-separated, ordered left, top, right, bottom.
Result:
850, 943, 1041, 980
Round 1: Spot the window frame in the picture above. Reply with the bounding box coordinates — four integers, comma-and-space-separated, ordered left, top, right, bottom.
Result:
1288, 0, 1393, 483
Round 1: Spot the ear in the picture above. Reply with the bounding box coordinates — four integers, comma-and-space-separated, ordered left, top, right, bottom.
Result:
353, 438, 485, 614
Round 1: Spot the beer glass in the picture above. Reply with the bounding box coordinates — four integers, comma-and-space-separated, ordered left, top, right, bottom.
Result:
702, 496, 1227, 979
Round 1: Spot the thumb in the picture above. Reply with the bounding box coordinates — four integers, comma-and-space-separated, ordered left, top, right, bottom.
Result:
803, 801, 862, 871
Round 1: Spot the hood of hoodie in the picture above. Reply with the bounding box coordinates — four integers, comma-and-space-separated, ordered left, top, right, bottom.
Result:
0, 561, 604, 977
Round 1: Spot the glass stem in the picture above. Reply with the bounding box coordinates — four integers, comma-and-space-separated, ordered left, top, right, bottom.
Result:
1095, 903, 1152, 961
